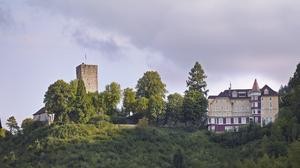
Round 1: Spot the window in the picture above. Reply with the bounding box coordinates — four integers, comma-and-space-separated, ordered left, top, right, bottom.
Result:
225, 126, 233, 131
241, 117, 246, 124
255, 102, 258, 107
226, 118, 231, 124
255, 96, 258, 100
211, 118, 215, 124
234, 118, 238, 124
219, 118, 223, 124
232, 91, 237, 97
211, 126, 215, 131
264, 89, 269, 95
255, 117, 259, 123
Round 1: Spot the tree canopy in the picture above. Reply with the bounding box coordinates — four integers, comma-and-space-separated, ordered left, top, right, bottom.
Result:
136, 71, 167, 99
6, 116, 19, 135
165, 93, 184, 125
186, 62, 208, 95
103, 82, 122, 115
44, 80, 74, 123
122, 88, 137, 116
183, 62, 208, 127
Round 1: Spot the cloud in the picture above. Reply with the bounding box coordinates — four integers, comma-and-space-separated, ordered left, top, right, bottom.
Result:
0, 2, 13, 30
26, 0, 300, 85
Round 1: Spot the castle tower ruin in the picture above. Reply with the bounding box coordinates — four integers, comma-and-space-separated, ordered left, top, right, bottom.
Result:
76, 63, 98, 93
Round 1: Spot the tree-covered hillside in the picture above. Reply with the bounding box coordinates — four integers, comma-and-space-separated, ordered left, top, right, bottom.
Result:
0, 123, 299, 168
1, 62, 300, 167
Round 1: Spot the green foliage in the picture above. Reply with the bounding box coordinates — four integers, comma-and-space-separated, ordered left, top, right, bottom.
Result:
89, 92, 107, 115
44, 80, 74, 123
21, 118, 46, 134
147, 95, 165, 124
288, 63, 300, 89
288, 140, 300, 168
6, 116, 19, 135
182, 90, 208, 127
136, 71, 167, 99
186, 61, 208, 95
88, 114, 111, 125
0, 128, 6, 138
137, 117, 149, 128
70, 79, 79, 95
122, 88, 137, 116
69, 79, 95, 123
21, 118, 34, 130
165, 93, 184, 125
103, 82, 122, 115
135, 97, 149, 114
173, 149, 185, 168
182, 62, 208, 128
0, 125, 238, 168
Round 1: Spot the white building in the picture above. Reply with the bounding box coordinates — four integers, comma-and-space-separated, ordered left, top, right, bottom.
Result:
33, 107, 54, 124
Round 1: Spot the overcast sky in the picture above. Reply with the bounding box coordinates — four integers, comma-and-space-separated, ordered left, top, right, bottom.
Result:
0, 0, 298, 126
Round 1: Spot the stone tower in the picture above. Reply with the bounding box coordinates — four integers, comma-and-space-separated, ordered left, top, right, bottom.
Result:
76, 63, 98, 93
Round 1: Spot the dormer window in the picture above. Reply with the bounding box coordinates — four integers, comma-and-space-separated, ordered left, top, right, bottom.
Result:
264, 88, 269, 95
232, 91, 237, 97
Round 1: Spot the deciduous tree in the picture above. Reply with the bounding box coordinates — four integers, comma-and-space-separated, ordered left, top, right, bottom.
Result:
103, 82, 122, 115
122, 88, 137, 116
44, 80, 74, 123
165, 93, 184, 125
136, 71, 167, 99
148, 95, 165, 124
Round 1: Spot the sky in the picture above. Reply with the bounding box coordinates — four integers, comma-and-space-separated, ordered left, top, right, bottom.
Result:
0, 0, 299, 126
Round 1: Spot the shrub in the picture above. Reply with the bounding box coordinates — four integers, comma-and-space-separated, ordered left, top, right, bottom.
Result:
88, 114, 111, 125
0, 128, 6, 138
137, 118, 148, 128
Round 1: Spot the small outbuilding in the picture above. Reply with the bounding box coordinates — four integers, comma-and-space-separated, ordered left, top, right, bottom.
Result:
33, 107, 54, 125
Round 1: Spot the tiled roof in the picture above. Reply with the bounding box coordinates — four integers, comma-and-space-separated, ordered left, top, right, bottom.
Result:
208, 83, 278, 99
33, 107, 47, 115
251, 79, 260, 92
261, 85, 278, 96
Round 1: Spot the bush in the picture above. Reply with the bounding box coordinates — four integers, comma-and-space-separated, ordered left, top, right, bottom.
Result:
88, 114, 111, 125
0, 128, 6, 138
137, 118, 148, 128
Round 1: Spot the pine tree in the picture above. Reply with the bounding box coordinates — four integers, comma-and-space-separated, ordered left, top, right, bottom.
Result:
183, 62, 208, 127
69, 79, 94, 123
6, 116, 19, 134
186, 62, 208, 95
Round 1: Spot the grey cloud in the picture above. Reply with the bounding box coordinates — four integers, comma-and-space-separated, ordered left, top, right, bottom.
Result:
71, 28, 122, 61
27, 0, 300, 84
0, 2, 13, 29
72, 29, 119, 53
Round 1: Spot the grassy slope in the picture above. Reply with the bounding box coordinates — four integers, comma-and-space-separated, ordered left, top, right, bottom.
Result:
0, 123, 242, 168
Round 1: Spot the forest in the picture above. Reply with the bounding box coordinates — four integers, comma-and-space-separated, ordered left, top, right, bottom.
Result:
0, 62, 300, 168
